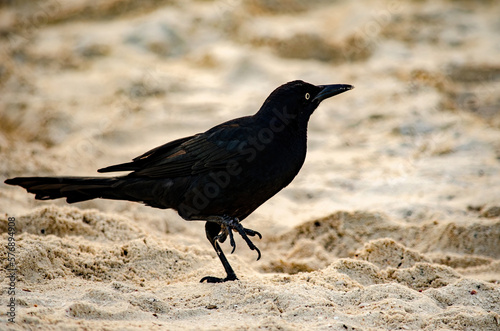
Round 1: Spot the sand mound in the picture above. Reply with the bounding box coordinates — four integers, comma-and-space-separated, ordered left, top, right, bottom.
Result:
262, 211, 500, 282
0, 207, 209, 285
0, 205, 145, 241
2, 206, 499, 330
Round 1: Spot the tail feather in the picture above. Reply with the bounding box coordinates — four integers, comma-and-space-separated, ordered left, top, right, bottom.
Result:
97, 162, 138, 173
5, 176, 121, 203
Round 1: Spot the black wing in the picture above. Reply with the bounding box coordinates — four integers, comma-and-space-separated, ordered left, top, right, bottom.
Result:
98, 119, 254, 178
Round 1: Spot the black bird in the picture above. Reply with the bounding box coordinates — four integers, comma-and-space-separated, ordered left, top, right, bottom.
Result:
5, 80, 353, 283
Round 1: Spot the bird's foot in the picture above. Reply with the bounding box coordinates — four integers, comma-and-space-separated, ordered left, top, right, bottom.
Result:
216, 223, 262, 242
215, 215, 262, 260
200, 274, 238, 283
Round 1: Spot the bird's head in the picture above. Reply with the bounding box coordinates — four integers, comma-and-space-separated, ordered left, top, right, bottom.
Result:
257, 80, 353, 131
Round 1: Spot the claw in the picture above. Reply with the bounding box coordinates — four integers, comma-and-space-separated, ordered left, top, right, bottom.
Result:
228, 229, 236, 254
254, 245, 261, 261
245, 228, 262, 239
208, 215, 262, 260
231, 221, 262, 261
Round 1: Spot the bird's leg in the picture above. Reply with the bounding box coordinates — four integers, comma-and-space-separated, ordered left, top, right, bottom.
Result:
206, 215, 262, 260
200, 222, 238, 283
193, 215, 262, 283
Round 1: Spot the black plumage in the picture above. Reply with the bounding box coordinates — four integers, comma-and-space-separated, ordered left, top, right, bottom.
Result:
5, 80, 353, 282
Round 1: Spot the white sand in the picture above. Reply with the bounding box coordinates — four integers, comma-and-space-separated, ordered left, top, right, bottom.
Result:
1, 0, 500, 330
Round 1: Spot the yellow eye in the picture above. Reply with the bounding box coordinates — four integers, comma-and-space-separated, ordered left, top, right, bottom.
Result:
305, 93, 310, 100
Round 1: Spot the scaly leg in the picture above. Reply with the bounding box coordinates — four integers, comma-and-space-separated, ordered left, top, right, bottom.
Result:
199, 215, 263, 283
200, 221, 238, 283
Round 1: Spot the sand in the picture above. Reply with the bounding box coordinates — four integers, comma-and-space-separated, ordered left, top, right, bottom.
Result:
1, 0, 500, 330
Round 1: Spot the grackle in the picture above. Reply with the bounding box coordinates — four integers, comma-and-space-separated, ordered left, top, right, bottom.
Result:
5, 80, 353, 283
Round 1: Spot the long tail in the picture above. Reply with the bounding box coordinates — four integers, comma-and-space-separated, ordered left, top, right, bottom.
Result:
5, 176, 137, 204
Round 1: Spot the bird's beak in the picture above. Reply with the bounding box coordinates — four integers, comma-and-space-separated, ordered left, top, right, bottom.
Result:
313, 84, 354, 103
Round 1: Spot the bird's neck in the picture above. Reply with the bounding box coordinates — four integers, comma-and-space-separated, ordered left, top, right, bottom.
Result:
254, 112, 308, 156
254, 108, 310, 138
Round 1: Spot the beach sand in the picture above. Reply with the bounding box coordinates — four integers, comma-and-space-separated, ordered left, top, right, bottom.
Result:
1, 0, 500, 329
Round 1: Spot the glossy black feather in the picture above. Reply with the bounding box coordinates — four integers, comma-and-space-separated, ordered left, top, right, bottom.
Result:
4, 80, 353, 283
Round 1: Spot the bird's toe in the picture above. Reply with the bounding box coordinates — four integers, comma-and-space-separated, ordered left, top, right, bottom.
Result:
200, 275, 238, 283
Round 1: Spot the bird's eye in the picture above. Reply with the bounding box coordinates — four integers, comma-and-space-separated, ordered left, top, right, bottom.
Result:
305, 93, 310, 100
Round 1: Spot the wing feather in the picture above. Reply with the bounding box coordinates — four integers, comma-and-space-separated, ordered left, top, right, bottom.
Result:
110, 120, 254, 178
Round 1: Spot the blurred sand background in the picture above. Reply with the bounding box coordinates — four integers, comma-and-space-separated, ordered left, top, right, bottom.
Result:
1, 0, 500, 330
